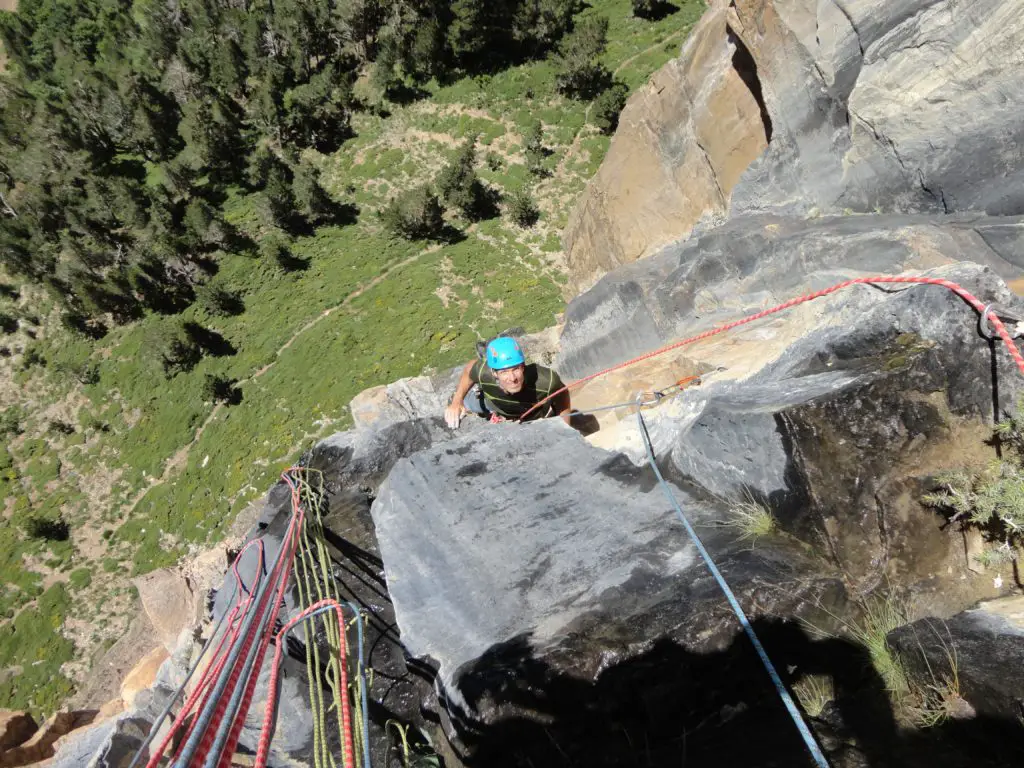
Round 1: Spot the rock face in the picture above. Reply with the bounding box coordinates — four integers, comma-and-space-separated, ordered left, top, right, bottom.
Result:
731, 0, 1024, 219
372, 421, 847, 765
119, 647, 170, 710
559, 213, 1024, 380
888, 594, 1024, 723
133, 568, 199, 652
563, 2, 770, 291
558, 214, 1024, 597
564, 0, 1024, 290
0, 712, 35, 752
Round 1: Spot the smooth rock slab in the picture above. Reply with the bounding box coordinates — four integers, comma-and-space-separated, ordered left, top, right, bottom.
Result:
372, 420, 845, 761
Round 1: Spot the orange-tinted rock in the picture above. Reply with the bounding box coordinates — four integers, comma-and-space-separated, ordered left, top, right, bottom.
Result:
0, 711, 36, 751
133, 568, 197, 652
0, 710, 95, 767
120, 646, 170, 710
564, 3, 769, 292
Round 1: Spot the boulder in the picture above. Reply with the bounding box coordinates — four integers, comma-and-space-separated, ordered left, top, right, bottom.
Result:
372, 420, 847, 763
48, 711, 157, 768
133, 568, 198, 652
0, 712, 36, 752
564, 0, 1024, 290
888, 595, 1024, 722
119, 647, 169, 710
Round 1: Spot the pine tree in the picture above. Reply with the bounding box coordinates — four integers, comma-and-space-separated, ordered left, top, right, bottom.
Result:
513, 0, 578, 54
380, 185, 444, 240
259, 156, 296, 228
507, 186, 539, 227
524, 120, 545, 175
436, 137, 482, 218
554, 15, 610, 99
592, 81, 629, 134
292, 163, 335, 224
632, 0, 659, 19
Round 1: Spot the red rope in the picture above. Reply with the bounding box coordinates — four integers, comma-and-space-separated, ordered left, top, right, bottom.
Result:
252, 474, 356, 768
519, 276, 1024, 422
190, 483, 303, 767
143, 539, 265, 768
215, 478, 307, 768
253, 598, 355, 768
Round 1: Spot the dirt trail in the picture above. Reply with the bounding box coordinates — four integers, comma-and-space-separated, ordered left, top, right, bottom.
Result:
121, 244, 441, 516
112, 29, 689, 524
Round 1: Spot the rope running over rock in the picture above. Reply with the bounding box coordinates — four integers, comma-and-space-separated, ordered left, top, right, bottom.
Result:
519, 276, 1024, 422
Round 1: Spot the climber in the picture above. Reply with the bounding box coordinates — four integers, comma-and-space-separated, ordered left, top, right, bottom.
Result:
444, 336, 572, 428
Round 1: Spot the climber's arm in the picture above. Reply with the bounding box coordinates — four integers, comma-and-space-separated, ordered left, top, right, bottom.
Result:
445, 361, 478, 429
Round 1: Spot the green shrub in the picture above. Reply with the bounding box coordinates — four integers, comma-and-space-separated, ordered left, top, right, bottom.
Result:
592, 82, 629, 135
47, 420, 75, 436
725, 499, 776, 542
436, 137, 486, 218
380, 186, 445, 240
523, 120, 545, 175
145, 320, 203, 378
0, 313, 17, 334
923, 463, 1024, 538
68, 568, 92, 590
23, 515, 70, 542
0, 407, 23, 437
554, 16, 611, 100
19, 345, 45, 370
202, 373, 241, 405
632, 0, 659, 18
506, 187, 540, 228
195, 283, 245, 317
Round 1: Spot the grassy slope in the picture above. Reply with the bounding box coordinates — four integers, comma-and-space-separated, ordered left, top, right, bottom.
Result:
0, 0, 705, 716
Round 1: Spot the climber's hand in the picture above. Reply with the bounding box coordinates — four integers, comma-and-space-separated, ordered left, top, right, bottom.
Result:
445, 402, 466, 430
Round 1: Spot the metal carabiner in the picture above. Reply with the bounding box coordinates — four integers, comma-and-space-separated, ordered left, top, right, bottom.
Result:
634, 391, 663, 407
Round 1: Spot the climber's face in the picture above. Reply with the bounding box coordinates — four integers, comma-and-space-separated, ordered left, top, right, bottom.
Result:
494, 363, 525, 394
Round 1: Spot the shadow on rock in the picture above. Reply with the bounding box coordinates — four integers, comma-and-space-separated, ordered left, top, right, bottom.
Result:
439, 620, 1023, 768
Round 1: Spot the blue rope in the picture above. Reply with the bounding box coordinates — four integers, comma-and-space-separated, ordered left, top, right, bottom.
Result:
172, 534, 289, 768
345, 601, 372, 768
635, 406, 830, 768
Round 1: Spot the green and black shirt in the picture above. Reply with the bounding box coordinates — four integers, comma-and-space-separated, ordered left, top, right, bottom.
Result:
469, 360, 566, 421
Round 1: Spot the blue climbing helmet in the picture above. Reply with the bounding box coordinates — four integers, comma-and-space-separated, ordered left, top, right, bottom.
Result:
486, 337, 525, 370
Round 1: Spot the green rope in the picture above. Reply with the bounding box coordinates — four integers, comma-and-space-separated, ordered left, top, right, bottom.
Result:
292, 469, 367, 768
294, 472, 332, 768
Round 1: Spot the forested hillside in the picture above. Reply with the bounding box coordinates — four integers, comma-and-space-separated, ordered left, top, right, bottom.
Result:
0, 0, 702, 717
